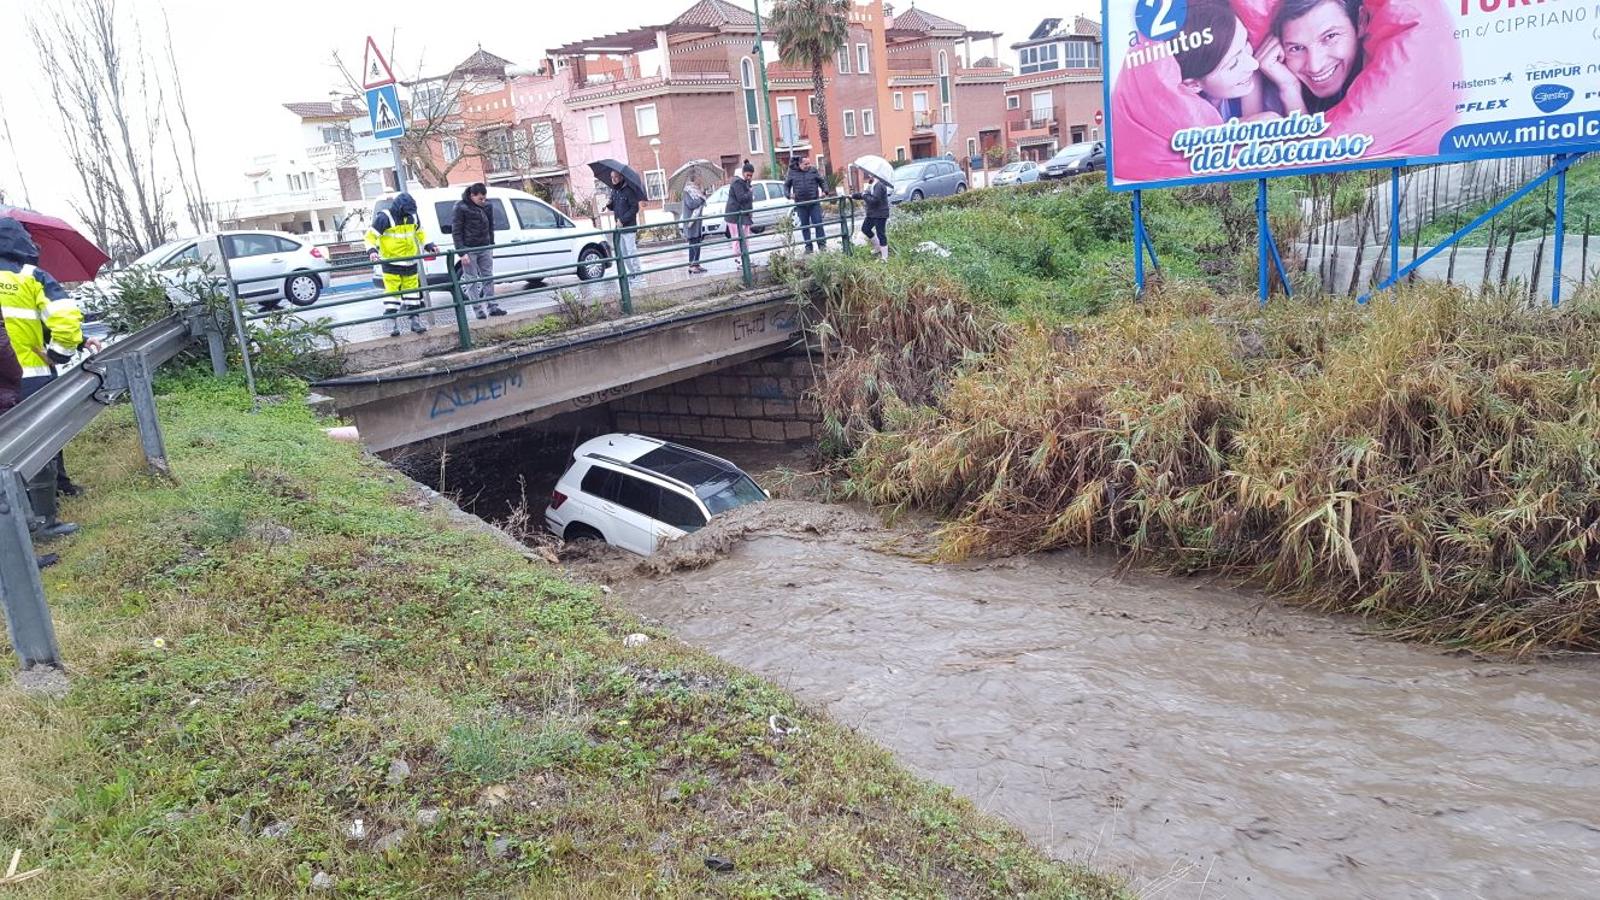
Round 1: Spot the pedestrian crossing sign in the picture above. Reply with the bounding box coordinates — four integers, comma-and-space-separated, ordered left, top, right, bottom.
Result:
366, 84, 404, 141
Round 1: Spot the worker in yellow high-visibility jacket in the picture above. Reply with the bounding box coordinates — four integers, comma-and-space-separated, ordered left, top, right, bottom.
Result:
0, 217, 97, 533
365, 192, 438, 338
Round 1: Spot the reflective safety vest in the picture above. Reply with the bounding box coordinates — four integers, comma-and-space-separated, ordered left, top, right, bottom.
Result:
0, 265, 84, 378
364, 210, 428, 272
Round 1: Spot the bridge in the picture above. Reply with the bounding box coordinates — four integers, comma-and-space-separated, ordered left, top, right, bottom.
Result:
313, 286, 808, 452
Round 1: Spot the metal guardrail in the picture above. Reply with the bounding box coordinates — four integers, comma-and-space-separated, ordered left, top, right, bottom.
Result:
0, 308, 221, 671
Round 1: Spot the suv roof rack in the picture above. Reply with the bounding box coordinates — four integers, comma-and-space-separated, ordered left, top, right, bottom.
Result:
584, 453, 697, 495
633, 435, 739, 472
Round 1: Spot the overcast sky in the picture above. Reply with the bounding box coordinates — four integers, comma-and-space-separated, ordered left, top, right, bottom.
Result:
0, 0, 1099, 227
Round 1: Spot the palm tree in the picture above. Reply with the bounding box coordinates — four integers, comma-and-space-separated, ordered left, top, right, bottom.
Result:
769, 0, 851, 179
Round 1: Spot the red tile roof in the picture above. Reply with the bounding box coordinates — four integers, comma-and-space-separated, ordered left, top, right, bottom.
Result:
673, 0, 756, 29
888, 6, 966, 35
282, 101, 363, 120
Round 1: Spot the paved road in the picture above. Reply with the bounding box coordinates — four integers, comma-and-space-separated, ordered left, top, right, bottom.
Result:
264, 229, 822, 345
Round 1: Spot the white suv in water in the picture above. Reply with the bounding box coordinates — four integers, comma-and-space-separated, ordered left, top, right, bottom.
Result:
545, 434, 768, 556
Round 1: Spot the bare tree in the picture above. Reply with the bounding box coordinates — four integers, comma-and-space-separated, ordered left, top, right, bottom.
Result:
161, 6, 212, 234
332, 44, 531, 190
28, 0, 186, 257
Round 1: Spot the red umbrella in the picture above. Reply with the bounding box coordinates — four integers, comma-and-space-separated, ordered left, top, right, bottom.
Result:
0, 205, 110, 283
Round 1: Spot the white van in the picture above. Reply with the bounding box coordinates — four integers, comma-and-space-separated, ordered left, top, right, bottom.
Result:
371, 187, 613, 290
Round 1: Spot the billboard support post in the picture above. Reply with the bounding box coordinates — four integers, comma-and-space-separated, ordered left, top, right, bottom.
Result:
1389, 168, 1402, 289
1359, 153, 1583, 305
1133, 189, 1146, 297
1554, 155, 1569, 308
1257, 179, 1269, 306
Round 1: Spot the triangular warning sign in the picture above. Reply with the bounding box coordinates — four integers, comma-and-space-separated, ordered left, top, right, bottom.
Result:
362, 36, 396, 89
373, 92, 400, 132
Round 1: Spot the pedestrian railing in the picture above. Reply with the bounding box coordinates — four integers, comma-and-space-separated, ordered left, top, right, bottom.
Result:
0, 307, 226, 671
221, 195, 858, 381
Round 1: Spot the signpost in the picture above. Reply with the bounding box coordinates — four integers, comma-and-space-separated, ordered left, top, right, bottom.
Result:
933, 122, 959, 154
362, 36, 406, 190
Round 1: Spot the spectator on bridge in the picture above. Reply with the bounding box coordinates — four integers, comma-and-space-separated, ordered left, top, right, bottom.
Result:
784, 156, 828, 254
605, 171, 645, 291
0, 217, 91, 534
452, 183, 505, 320
682, 175, 708, 275
853, 174, 892, 261
726, 161, 756, 260
366, 192, 438, 338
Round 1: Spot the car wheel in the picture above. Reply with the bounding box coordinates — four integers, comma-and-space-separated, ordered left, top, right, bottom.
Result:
525, 278, 546, 289
911, 190, 924, 201
956, 183, 967, 193
564, 523, 604, 543
284, 272, 321, 307
577, 246, 608, 281
751, 224, 768, 235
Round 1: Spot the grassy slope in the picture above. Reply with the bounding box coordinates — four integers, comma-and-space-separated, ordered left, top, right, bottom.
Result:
1415, 156, 1600, 248
0, 374, 1118, 898
873, 180, 1300, 322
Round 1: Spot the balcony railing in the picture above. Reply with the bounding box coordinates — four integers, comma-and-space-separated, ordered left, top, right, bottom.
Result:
913, 111, 938, 129
1007, 108, 1059, 132
570, 61, 733, 102
888, 56, 933, 74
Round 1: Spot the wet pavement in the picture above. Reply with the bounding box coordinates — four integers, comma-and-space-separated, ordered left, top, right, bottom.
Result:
618, 506, 1600, 898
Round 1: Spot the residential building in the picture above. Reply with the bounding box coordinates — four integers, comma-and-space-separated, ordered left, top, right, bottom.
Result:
881, 5, 1008, 163
767, 0, 892, 178
1003, 16, 1105, 161
405, 48, 531, 190
213, 101, 391, 243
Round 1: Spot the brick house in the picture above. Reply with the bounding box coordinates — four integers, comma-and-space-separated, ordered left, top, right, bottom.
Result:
766, 0, 892, 178
1003, 16, 1105, 162
880, 5, 1009, 163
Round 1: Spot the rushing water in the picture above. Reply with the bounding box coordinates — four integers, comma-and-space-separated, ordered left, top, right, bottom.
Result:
620, 523, 1600, 898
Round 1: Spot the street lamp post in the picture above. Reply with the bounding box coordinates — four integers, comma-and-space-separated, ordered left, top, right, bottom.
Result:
753, 0, 780, 176
649, 137, 664, 209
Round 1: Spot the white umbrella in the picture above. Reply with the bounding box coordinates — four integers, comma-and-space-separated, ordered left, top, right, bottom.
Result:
851, 154, 894, 184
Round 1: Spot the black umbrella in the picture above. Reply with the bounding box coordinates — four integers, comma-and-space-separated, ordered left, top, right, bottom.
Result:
588, 159, 645, 197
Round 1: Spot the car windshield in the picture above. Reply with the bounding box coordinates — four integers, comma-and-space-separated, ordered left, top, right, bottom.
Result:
1053, 144, 1095, 163
130, 239, 193, 269
634, 445, 766, 516
999, 163, 1024, 174
700, 473, 767, 515
893, 165, 928, 182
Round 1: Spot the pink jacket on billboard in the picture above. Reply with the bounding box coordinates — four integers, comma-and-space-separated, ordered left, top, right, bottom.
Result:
1110, 0, 1462, 184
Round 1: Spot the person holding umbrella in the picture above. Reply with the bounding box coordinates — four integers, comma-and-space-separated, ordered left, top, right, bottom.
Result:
681, 174, 708, 275
850, 156, 895, 261
0, 216, 93, 529
590, 160, 647, 292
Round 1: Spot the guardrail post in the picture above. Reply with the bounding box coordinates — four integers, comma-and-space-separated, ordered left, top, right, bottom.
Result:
0, 466, 60, 671
613, 229, 633, 316
124, 353, 170, 476
205, 328, 227, 376
446, 250, 473, 350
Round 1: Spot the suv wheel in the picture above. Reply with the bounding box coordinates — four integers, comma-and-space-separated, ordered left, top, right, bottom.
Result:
564, 523, 604, 543
911, 190, 924, 201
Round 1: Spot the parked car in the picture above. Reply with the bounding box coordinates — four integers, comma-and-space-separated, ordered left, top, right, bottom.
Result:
76, 231, 330, 313
545, 434, 769, 556
700, 180, 795, 236
991, 161, 1040, 186
1040, 142, 1106, 180
890, 160, 967, 204
369, 187, 613, 292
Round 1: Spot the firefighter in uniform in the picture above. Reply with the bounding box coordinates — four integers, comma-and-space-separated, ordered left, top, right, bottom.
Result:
0, 218, 91, 537
365, 192, 438, 337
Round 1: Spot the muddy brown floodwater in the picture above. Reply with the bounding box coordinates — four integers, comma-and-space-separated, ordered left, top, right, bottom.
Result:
615, 503, 1600, 898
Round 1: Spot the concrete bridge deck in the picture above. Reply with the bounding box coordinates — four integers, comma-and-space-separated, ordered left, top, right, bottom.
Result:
314, 286, 808, 452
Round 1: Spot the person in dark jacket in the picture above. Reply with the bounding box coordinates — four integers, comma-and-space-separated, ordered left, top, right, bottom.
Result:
451, 183, 504, 319
852, 173, 892, 261
605, 171, 645, 289
726, 161, 756, 258
783, 156, 828, 254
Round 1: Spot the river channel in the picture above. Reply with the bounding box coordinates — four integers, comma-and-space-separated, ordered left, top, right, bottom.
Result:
617, 505, 1600, 898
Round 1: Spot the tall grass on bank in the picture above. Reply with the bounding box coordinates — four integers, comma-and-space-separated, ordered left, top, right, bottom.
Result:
816, 264, 1600, 653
